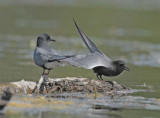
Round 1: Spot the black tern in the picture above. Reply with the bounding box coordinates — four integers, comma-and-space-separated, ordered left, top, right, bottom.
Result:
33, 33, 74, 76
66, 20, 130, 80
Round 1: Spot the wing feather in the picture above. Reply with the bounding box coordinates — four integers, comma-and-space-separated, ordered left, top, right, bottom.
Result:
73, 19, 112, 62
65, 52, 113, 69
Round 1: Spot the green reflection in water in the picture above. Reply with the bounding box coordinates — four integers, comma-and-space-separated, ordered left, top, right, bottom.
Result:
0, 1, 160, 118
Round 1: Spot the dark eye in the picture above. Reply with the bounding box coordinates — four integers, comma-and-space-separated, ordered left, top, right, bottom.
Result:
120, 64, 124, 67
46, 36, 50, 40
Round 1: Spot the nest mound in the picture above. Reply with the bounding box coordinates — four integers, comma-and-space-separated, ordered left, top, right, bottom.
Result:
0, 76, 130, 96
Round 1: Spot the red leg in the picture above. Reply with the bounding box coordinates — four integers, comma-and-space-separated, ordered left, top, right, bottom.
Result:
46, 70, 50, 76
42, 69, 45, 75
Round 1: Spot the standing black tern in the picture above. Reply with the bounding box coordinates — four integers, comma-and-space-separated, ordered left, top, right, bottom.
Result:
66, 20, 130, 80
33, 33, 74, 76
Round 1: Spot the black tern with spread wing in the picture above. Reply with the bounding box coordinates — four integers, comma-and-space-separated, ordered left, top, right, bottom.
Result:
66, 20, 130, 80
33, 33, 73, 76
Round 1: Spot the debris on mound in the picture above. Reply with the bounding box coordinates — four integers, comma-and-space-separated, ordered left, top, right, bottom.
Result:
0, 88, 14, 111
0, 76, 130, 96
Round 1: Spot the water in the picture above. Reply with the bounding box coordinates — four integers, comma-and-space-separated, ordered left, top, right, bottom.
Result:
0, 0, 160, 117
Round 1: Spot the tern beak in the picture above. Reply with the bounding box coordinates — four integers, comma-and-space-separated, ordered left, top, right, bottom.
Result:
49, 38, 56, 42
124, 66, 130, 72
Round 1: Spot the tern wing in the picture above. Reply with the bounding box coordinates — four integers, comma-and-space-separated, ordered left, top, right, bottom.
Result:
65, 52, 113, 69
73, 19, 112, 62
73, 19, 101, 54
34, 47, 72, 64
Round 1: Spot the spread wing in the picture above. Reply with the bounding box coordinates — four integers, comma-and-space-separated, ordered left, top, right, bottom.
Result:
73, 19, 112, 61
65, 52, 113, 69
73, 19, 102, 54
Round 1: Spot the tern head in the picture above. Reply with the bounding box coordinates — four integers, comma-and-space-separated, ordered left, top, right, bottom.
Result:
113, 60, 130, 73
36, 33, 55, 47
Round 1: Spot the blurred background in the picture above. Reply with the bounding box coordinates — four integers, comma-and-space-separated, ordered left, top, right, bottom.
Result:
0, 0, 160, 94
1, 0, 160, 117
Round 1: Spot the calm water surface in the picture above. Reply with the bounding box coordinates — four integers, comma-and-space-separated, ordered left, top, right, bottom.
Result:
0, 0, 160, 117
